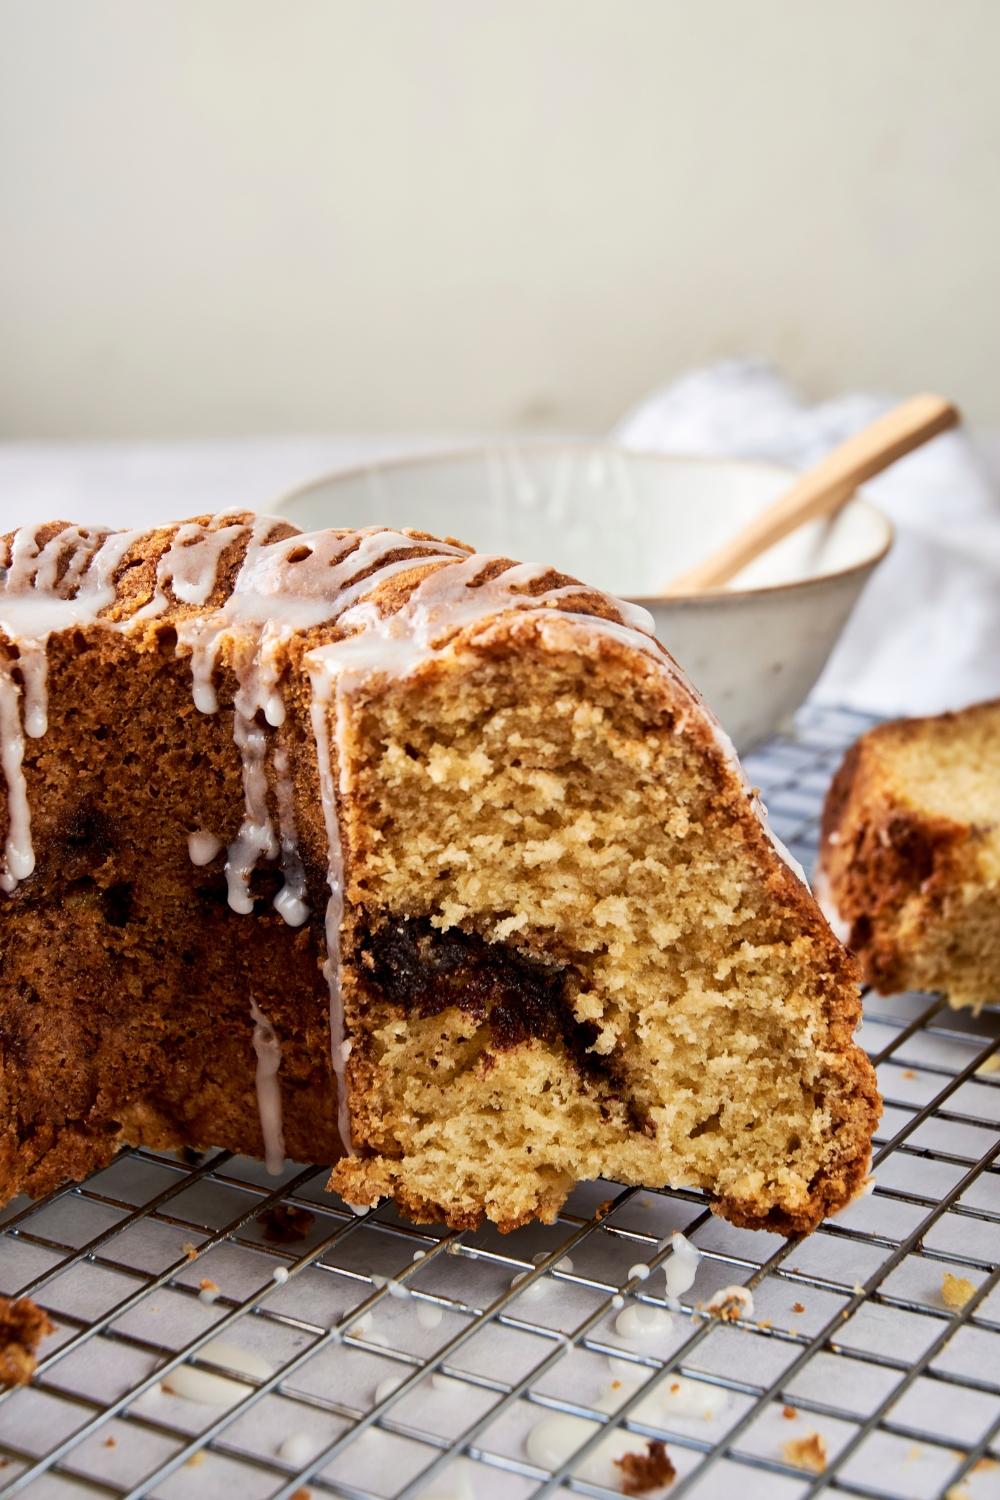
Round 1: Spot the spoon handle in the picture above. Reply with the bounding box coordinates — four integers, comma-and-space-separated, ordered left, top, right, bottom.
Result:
663, 392, 959, 596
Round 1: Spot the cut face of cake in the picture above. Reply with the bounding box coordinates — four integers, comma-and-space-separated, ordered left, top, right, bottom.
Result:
819, 699, 1000, 1011
0, 514, 879, 1233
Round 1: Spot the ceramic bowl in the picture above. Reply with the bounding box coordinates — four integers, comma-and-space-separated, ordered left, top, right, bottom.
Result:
270, 444, 892, 752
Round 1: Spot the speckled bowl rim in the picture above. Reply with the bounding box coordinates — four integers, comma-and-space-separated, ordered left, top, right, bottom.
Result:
270, 439, 894, 603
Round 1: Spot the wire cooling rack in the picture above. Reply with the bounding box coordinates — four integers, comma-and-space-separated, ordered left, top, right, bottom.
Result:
5, 703, 1000, 1500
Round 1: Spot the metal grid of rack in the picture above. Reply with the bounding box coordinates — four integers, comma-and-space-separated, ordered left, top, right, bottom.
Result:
4, 704, 1000, 1500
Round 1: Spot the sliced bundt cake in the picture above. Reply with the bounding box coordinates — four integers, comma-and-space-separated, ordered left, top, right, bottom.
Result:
0, 513, 878, 1232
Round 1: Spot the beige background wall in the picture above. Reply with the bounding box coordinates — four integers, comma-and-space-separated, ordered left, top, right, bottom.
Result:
0, 0, 998, 438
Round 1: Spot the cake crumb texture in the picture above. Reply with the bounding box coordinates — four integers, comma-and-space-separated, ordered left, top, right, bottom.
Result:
0, 1295, 54, 1388
615, 1440, 676, 1494
781, 1430, 827, 1473
942, 1271, 976, 1308
820, 699, 1000, 1010
331, 613, 878, 1233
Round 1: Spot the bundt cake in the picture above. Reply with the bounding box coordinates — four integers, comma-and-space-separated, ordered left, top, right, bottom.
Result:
819, 699, 1000, 1011
0, 512, 879, 1233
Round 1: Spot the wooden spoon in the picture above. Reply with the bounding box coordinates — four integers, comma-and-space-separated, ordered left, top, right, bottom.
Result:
663, 392, 959, 596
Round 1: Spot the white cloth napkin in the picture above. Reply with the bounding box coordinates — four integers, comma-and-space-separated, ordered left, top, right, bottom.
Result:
614, 358, 1000, 719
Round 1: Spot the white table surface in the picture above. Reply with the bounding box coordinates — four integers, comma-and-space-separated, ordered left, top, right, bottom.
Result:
0, 435, 480, 535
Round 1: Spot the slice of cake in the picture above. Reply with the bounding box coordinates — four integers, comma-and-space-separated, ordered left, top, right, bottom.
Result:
819, 699, 1000, 1011
0, 514, 878, 1233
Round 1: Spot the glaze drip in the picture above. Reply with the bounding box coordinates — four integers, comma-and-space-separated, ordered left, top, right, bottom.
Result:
0, 665, 32, 891
0, 524, 141, 888
136, 516, 249, 618
225, 710, 280, 915
187, 830, 223, 867
272, 743, 309, 927
249, 997, 286, 1175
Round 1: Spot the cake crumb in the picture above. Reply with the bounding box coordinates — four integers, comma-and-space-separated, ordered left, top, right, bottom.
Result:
595, 1199, 615, 1221
181, 1242, 199, 1261
704, 1285, 754, 1321
199, 1277, 220, 1294
757, 1319, 773, 1329
0, 1295, 56, 1389
901, 1069, 916, 1080
942, 1272, 976, 1309
104, 1437, 117, 1448
290, 1490, 312, 1500
185, 1451, 205, 1467
973, 1455, 997, 1472
782, 1405, 797, 1419
781, 1430, 827, 1473
257, 1205, 316, 1243
792, 1301, 805, 1314
852, 1281, 865, 1294
977, 1054, 1000, 1075
614, 1439, 676, 1494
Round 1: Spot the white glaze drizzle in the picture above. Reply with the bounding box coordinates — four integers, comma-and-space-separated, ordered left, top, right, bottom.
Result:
0, 524, 142, 888
272, 742, 310, 927
16, 642, 48, 740
181, 524, 470, 1147
172, 521, 466, 933
134, 515, 249, 619
641, 1372, 730, 1421
0, 664, 33, 891
614, 1301, 672, 1339
526, 1412, 599, 1471
161, 1339, 274, 1406
249, 997, 286, 1174
305, 554, 657, 687
226, 709, 281, 915
188, 830, 223, 866
663, 1229, 701, 1310
172, 512, 292, 715
278, 1432, 317, 1465
174, 522, 467, 717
